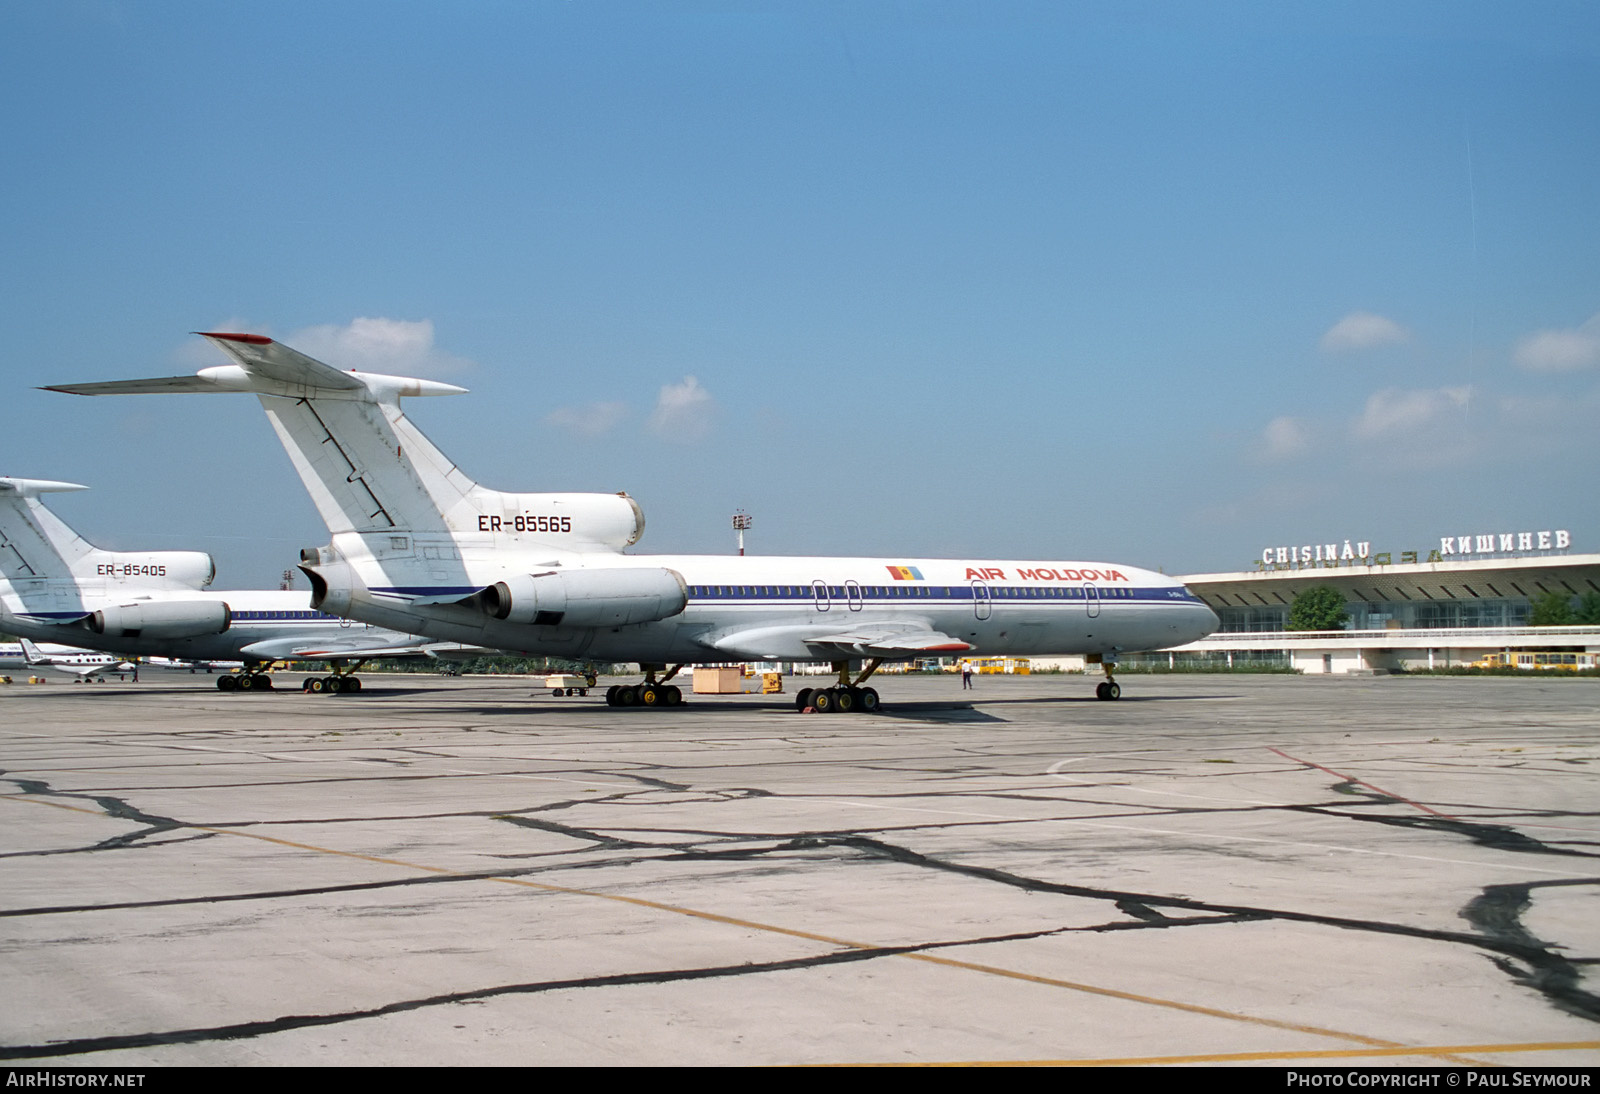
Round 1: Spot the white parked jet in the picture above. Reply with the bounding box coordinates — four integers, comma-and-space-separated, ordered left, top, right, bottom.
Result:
0, 475, 481, 692
46, 332, 1218, 711
16, 638, 137, 680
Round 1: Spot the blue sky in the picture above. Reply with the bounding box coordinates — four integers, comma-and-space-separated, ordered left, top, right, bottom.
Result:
2, 1, 1597, 586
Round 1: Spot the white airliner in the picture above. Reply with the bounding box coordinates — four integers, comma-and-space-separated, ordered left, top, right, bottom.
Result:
46, 332, 1218, 711
0, 475, 482, 693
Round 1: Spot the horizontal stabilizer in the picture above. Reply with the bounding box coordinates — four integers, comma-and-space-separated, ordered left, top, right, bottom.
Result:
43, 333, 467, 403
42, 375, 239, 397
5, 608, 95, 625
195, 332, 365, 390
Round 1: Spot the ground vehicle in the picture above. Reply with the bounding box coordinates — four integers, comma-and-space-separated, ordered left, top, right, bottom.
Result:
1472, 650, 1597, 671
545, 673, 593, 696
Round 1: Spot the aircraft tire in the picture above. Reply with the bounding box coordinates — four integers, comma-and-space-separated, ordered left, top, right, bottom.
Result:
639, 685, 661, 706
346, 677, 361, 691
812, 688, 836, 714
605, 685, 619, 706
302, 678, 315, 693
835, 688, 857, 714
217, 675, 237, 692
795, 688, 814, 711
325, 676, 343, 694
255, 675, 274, 690
617, 685, 639, 706
664, 685, 682, 706
859, 687, 880, 713
308, 677, 326, 694
1107, 682, 1121, 700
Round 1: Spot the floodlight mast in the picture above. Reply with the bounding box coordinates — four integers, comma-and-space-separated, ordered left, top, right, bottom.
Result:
731, 510, 752, 556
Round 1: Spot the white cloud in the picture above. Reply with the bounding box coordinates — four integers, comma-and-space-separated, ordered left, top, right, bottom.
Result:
544, 401, 630, 438
1513, 313, 1600, 372
1260, 415, 1311, 459
1354, 385, 1471, 439
648, 376, 716, 442
287, 317, 475, 377
1319, 311, 1410, 353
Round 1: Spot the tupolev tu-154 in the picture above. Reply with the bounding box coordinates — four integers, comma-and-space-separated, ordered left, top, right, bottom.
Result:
0, 475, 483, 692
46, 332, 1218, 711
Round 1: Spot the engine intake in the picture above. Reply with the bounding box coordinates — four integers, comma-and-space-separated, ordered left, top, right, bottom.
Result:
87, 600, 231, 639
477, 568, 686, 628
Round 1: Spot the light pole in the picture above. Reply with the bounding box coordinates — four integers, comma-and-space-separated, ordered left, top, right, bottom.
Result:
732, 510, 752, 556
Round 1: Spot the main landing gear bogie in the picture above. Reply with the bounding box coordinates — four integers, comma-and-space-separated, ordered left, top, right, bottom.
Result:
605, 664, 687, 708
605, 683, 684, 707
796, 685, 880, 714
797, 658, 885, 714
303, 675, 363, 694
217, 672, 274, 692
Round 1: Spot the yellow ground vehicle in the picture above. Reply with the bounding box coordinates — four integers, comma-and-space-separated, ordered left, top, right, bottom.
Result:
961, 657, 1032, 675
1472, 651, 1596, 672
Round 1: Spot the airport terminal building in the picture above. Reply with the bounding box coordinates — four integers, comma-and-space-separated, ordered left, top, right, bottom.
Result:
1158, 527, 1600, 674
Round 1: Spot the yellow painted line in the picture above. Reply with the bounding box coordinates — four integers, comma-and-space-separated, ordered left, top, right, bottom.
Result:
821, 1039, 1600, 1067
0, 792, 1510, 1057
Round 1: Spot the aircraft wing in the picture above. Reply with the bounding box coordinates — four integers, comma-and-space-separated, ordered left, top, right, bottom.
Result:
238, 635, 490, 662
703, 621, 972, 661
802, 624, 974, 658
67, 661, 137, 678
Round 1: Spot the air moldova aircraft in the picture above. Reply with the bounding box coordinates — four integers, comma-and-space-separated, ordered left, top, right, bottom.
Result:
46, 333, 1218, 711
0, 476, 482, 692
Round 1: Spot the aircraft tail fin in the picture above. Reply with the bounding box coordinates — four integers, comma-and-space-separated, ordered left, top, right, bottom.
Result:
47, 333, 473, 537
0, 477, 216, 591
0, 478, 97, 581
46, 334, 647, 554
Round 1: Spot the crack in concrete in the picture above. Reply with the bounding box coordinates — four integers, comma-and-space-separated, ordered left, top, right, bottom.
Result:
491, 814, 657, 851
1461, 879, 1600, 1022
726, 833, 1600, 1023
6, 758, 1595, 1046
1303, 778, 1600, 860
2, 777, 199, 854
1297, 806, 1600, 859
0, 928, 1074, 1060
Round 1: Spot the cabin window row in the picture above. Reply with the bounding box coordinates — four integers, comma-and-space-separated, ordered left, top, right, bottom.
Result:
234, 611, 340, 620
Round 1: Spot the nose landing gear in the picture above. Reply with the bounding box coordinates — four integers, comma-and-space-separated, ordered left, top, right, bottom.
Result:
1092, 656, 1121, 700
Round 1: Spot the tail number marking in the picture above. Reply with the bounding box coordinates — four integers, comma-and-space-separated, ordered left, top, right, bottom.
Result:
478, 515, 573, 533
